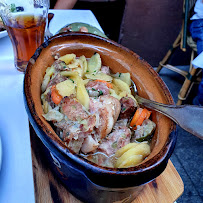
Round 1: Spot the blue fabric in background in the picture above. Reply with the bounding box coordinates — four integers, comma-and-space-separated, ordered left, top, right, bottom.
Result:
190, 19, 203, 105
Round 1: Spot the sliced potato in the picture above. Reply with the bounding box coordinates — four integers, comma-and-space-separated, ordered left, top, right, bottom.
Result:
117, 155, 143, 168
119, 91, 130, 98
85, 72, 112, 82
114, 72, 131, 86
67, 59, 80, 69
59, 54, 76, 64
41, 66, 55, 92
112, 83, 120, 95
87, 53, 101, 73
83, 79, 90, 85
79, 55, 87, 76
60, 70, 79, 77
113, 78, 131, 94
42, 100, 49, 114
76, 78, 90, 110
60, 70, 80, 84
115, 142, 150, 168
72, 67, 83, 77
41, 98, 52, 114
115, 143, 139, 158
68, 75, 80, 85
109, 89, 121, 100
56, 79, 76, 97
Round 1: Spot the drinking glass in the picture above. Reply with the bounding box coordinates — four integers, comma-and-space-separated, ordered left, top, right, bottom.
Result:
0, 0, 49, 72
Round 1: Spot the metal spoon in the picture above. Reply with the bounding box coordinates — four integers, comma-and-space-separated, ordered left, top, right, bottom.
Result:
44, 13, 54, 40
132, 82, 203, 140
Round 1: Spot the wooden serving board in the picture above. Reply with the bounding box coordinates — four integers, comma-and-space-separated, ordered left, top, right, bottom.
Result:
29, 125, 184, 203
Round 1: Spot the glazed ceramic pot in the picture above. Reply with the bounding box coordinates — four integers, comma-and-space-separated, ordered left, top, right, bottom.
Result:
24, 32, 177, 203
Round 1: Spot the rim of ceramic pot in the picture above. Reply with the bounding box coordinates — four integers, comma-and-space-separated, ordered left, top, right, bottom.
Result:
24, 32, 177, 185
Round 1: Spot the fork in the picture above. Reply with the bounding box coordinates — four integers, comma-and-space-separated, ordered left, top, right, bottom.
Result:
44, 13, 54, 41
132, 81, 203, 139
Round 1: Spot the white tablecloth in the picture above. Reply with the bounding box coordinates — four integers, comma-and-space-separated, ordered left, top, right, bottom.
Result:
0, 9, 103, 203
192, 51, 203, 69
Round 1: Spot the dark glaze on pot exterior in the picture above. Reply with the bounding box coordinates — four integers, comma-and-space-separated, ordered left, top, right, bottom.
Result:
24, 32, 177, 203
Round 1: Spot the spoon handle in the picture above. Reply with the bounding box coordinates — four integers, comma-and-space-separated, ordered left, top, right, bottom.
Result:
48, 13, 54, 26
135, 95, 203, 140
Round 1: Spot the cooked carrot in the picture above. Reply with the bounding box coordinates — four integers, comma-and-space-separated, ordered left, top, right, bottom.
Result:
51, 85, 63, 105
135, 108, 151, 126
95, 79, 113, 88
130, 108, 143, 128
130, 108, 151, 129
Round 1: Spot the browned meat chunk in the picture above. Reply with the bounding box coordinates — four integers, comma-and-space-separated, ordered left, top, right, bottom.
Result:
54, 119, 84, 153
58, 97, 98, 153
47, 73, 67, 88
62, 97, 89, 121
52, 60, 68, 71
55, 116, 96, 153
89, 95, 121, 140
97, 126, 131, 157
119, 97, 137, 119
67, 136, 85, 154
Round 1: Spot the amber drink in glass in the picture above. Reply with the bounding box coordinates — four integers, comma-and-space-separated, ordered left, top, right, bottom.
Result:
0, 0, 49, 72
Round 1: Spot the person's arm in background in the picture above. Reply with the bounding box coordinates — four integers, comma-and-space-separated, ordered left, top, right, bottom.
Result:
54, 0, 77, 9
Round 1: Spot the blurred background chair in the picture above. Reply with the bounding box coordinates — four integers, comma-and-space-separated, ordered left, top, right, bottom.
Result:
156, 0, 202, 105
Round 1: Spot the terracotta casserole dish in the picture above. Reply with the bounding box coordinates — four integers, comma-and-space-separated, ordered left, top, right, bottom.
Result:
23, 32, 176, 203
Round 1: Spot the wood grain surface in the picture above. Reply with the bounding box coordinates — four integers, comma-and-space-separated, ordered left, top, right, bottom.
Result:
29, 124, 184, 203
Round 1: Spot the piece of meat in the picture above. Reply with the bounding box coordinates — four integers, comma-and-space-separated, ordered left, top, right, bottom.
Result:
97, 126, 131, 157
113, 119, 128, 129
89, 95, 121, 140
100, 66, 110, 75
99, 95, 121, 124
86, 80, 110, 97
57, 96, 97, 152
66, 133, 85, 153
54, 119, 83, 153
81, 134, 99, 154
54, 119, 91, 153
62, 97, 89, 121
119, 97, 137, 119
58, 97, 98, 153
55, 119, 80, 139
54, 95, 121, 154
47, 73, 67, 88
52, 60, 69, 71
